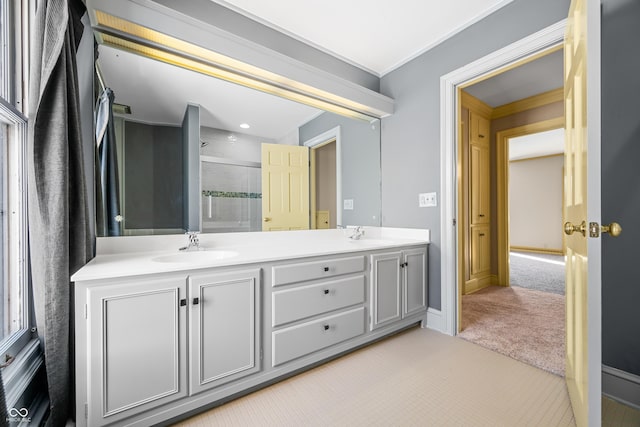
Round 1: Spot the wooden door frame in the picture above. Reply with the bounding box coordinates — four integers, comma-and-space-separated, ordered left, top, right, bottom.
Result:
303, 126, 342, 228
495, 117, 564, 286
438, 20, 566, 336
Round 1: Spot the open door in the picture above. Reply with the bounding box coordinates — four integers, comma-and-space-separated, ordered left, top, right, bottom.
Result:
261, 143, 310, 231
563, 0, 619, 424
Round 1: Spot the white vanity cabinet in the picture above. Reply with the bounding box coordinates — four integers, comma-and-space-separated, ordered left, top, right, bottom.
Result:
82, 276, 188, 427
270, 255, 367, 366
370, 247, 427, 330
74, 231, 429, 426
76, 268, 261, 426
188, 269, 261, 395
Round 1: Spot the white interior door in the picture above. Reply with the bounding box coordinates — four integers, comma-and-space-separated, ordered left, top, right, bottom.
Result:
563, 0, 602, 425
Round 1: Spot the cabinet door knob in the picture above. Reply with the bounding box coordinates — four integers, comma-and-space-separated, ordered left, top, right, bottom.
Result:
323, 289, 330, 295
179, 299, 187, 307
193, 297, 199, 305
323, 267, 329, 272
323, 324, 330, 331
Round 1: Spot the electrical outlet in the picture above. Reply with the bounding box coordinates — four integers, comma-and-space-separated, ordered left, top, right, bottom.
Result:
419, 192, 437, 207
343, 199, 354, 210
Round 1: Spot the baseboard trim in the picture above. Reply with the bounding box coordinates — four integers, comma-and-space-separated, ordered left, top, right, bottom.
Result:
425, 308, 444, 333
510, 246, 563, 255
602, 365, 640, 410
464, 276, 493, 294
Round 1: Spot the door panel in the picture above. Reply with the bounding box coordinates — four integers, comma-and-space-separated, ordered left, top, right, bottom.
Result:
470, 144, 490, 224
189, 270, 261, 395
87, 278, 187, 426
564, 0, 601, 424
261, 143, 310, 231
370, 252, 402, 330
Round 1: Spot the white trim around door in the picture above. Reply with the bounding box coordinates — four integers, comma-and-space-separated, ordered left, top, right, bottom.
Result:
303, 126, 343, 228
438, 20, 566, 336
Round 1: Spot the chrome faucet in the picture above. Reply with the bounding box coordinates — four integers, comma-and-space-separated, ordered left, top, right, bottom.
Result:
180, 231, 201, 251
349, 226, 365, 240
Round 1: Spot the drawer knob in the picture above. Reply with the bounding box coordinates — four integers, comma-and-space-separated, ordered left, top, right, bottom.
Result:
323, 289, 330, 295
323, 324, 330, 331
323, 267, 329, 272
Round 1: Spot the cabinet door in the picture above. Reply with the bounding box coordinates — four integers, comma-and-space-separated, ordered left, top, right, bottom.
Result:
470, 143, 490, 224
370, 252, 402, 330
189, 269, 261, 395
86, 277, 187, 426
470, 112, 490, 147
471, 225, 491, 276
403, 248, 428, 317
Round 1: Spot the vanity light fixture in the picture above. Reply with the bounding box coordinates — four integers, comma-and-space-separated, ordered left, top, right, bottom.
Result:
92, 11, 388, 122
239, 123, 250, 129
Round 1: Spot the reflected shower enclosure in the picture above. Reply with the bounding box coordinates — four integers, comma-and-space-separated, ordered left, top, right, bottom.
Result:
201, 157, 262, 233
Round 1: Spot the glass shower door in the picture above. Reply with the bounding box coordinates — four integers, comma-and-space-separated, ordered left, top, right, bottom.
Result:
201, 159, 261, 233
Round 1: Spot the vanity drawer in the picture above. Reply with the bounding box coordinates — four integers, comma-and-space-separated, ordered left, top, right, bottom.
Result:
272, 275, 365, 327
272, 255, 365, 287
272, 307, 365, 367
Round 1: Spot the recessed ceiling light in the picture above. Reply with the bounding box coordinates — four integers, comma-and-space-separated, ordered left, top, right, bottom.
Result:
239, 123, 250, 129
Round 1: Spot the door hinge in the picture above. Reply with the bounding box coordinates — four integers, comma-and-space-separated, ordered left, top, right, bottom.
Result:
84, 304, 88, 319
453, 219, 457, 226
84, 403, 88, 419
260, 348, 263, 361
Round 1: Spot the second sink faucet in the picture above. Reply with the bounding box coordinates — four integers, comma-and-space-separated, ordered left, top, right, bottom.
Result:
349, 226, 365, 240
180, 231, 201, 251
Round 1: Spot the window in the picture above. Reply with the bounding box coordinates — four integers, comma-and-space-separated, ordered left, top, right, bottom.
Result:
1, 0, 32, 379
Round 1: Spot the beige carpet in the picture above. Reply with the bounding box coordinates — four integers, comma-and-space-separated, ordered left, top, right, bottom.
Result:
458, 285, 565, 376
175, 327, 574, 426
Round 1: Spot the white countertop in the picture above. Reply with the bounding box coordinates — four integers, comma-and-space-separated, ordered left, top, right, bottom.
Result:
72, 227, 430, 282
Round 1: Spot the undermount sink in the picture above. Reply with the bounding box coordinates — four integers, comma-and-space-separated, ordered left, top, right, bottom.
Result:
152, 250, 239, 264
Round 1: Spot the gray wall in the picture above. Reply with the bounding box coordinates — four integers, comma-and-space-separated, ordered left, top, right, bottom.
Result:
182, 104, 201, 232
200, 126, 274, 163
601, 0, 640, 377
299, 112, 381, 227
124, 121, 183, 230
379, 0, 570, 310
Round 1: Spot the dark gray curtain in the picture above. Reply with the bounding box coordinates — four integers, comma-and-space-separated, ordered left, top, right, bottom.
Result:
0, 369, 6, 426
27, 0, 91, 425
95, 87, 122, 236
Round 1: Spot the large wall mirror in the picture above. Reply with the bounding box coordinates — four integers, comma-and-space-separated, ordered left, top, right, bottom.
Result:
95, 43, 382, 237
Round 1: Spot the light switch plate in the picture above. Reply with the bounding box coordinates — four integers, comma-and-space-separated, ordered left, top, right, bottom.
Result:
343, 199, 354, 210
419, 192, 437, 207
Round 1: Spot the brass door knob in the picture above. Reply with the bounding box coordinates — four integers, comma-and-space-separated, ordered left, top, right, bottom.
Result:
602, 222, 622, 237
263, 217, 271, 222
564, 221, 586, 237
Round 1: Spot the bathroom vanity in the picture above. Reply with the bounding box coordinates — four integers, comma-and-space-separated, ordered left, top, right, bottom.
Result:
72, 228, 429, 426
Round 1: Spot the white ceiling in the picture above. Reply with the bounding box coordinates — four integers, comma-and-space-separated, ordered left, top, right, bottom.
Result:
212, 0, 515, 76
465, 49, 564, 107
509, 128, 564, 161
97, 45, 321, 140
